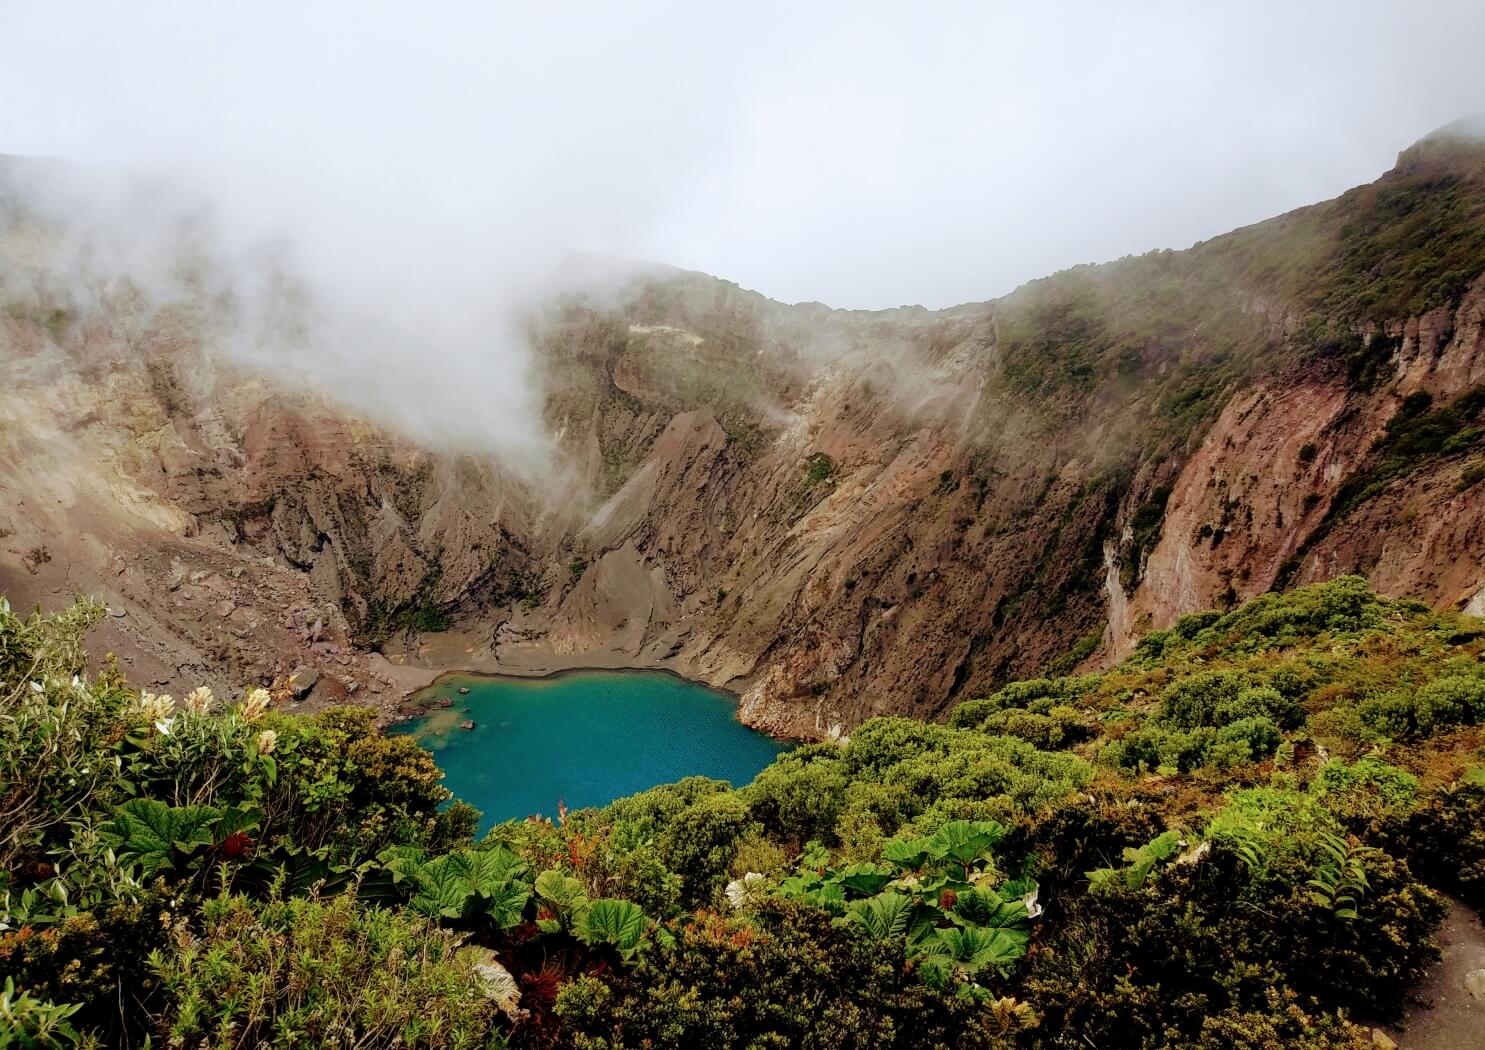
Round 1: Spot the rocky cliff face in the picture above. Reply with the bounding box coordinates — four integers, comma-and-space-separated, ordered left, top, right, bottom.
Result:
5, 125, 1485, 737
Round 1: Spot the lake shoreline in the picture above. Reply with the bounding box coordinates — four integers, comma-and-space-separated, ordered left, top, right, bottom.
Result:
390, 668, 790, 829
391, 662, 810, 744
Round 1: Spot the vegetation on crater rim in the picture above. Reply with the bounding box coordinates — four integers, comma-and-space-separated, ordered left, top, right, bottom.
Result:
1, 576, 1483, 1047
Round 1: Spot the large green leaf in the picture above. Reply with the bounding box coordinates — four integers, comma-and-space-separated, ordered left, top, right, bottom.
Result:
923, 820, 1008, 866
406, 848, 533, 924
845, 891, 914, 942
480, 880, 532, 929
779, 871, 825, 899
105, 800, 222, 873
358, 846, 428, 906
953, 887, 1029, 929
881, 836, 932, 869
378, 845, 429, 884
461, 845, 527, 890
835, 862, 896, 896
809, 880, 847, 914
922, 925, 1029, 973
534, 870, 590, 924
412, 853, 477, 919
577, 898, 648, 956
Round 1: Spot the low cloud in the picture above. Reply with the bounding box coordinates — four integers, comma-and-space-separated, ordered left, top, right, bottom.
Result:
2, 1, 1483, 468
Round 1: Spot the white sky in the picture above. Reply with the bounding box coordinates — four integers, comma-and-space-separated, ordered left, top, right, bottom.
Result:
2, 1, 1483, 311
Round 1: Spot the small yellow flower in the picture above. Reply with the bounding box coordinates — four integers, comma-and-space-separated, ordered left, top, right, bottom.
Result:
241, 687, 271, 722
184, 686, 214, 715
256, 729, 278, 756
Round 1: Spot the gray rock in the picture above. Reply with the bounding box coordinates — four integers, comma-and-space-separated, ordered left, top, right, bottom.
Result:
1465, 967, 1485, 1001
288, 665, 320, 699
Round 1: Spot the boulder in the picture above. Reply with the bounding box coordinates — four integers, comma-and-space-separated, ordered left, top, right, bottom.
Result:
1465, 967, 1485, 1002
288, 665, 320, 699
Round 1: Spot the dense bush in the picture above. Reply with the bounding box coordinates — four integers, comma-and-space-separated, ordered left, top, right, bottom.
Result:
150, 891, 504, 1048
553, 901, 1026, 1050
2, 577, 1482, 1048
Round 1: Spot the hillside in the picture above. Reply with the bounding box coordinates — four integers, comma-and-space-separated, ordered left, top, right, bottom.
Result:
2, 576, 1482, 1046
4, 124, 1485, 739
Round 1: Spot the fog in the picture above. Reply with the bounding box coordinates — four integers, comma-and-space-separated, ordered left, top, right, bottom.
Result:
2, 1, 1484, 461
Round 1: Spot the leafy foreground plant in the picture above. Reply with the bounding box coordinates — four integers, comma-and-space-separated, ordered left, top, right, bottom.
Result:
776, 820, 1038, 991
147, 891, 504, 1049
2, 579, 1483, 1047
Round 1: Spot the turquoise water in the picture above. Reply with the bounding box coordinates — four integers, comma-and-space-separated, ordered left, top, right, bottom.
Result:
390, 670, 788, 831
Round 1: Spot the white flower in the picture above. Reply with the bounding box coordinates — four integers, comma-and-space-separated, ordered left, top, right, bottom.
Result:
1022, 887, 1044, 920
240, 687, 271, 722
725, 871, 767, 910
1175, 840, 1211, 867
184, 686, 215, 715
130, 692, 175, 722
255, 729, 278, 756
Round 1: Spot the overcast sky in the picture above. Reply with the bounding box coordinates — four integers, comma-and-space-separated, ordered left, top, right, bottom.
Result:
3, 1, 1484, 312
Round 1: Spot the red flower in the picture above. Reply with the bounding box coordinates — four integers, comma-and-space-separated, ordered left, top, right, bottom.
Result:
938, 889, 958, 910
220, 831, 255, 860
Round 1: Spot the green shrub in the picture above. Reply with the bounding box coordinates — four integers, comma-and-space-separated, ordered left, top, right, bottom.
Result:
1217, 686, 1306, 730
0, 978, 85, 1048
1360, 674, 1485, 740
744, 755, 849, 845
553, 900, 1024, 1049
655, 792, 754, 908
145, 892, 503, 1048
1158, 670, 1255, 729
1212, 716, 1283, 766
1416, 675, 1485, 731
0, 894, 169, 1043
1311, 757, 1419, 820
5, 572, 1484, 1050
1391, 782, 1485, 910
975, 706, 1090, 750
